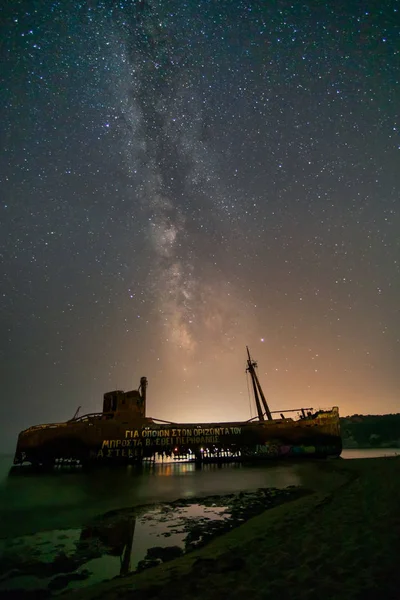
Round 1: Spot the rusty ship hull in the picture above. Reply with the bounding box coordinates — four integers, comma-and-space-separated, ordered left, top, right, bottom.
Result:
13, 413, 342, 467
13, 351, 342, 467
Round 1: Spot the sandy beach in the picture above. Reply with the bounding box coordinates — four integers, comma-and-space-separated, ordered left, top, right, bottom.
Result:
64, 456, 399, 600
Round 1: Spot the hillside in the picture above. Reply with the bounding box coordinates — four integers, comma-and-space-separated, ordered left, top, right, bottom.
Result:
340, 413, 400, 449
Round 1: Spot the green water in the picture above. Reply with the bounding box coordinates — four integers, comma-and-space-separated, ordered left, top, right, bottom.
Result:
0, 456, 304, 594
0, 450, 397, 595
1, 448, 397, 539
0, 456, 302, 538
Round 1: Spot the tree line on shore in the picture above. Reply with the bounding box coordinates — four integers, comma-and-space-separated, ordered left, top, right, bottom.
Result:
340, 413, 400, 448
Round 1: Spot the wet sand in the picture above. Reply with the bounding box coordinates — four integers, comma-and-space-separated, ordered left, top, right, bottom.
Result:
67, 456, 400, 600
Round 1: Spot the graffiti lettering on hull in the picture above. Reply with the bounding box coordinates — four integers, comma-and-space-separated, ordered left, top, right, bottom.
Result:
125, 427, 242, 439
97, 427, 242, 459
254, 444, 317, 456
96, 447, 144, 459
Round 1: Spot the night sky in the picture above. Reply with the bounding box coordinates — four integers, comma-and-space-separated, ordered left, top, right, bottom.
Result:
1, 0, 399, 451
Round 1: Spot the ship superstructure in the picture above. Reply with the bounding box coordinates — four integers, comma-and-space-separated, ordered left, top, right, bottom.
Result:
13, 349, 342, 467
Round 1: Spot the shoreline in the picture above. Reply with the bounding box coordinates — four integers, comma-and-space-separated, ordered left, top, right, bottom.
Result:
67, 456, 400, 600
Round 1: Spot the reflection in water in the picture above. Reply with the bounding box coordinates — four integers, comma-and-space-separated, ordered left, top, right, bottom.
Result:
0, 487, 302, 594
79, 513, 136, 577
2, 449, 397, 539
0, 510, 151, 593
341, 448, 399, 460
0, 457, 306, 592
1, 450, 397, 594
0, 457, 303, 539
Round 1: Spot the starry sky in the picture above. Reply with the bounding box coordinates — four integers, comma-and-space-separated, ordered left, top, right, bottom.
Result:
1, 0, 399, 451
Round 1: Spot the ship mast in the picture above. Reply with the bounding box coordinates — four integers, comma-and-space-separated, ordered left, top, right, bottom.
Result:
246, 347, 273, 421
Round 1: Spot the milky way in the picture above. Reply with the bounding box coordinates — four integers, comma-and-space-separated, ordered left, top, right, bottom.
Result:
1, 0, 399, 450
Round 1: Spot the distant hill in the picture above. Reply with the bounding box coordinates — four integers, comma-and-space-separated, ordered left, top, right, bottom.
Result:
340, 414, 400, 449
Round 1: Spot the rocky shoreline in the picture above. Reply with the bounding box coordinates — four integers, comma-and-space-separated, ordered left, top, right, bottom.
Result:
135, 486, 308, 573
3, 457, 400, 599
65, 457, 400, 600
0, 484, 308, 597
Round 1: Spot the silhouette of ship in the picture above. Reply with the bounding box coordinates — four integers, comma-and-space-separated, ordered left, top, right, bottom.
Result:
13, 348, 342, 467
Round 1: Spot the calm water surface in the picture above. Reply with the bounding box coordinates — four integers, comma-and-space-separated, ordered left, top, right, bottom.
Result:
0, 455, 306, 593
0, 449, 398, 594
0, 448, 397, 538
341, 448, 399, 460
0, 456, 303, 538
